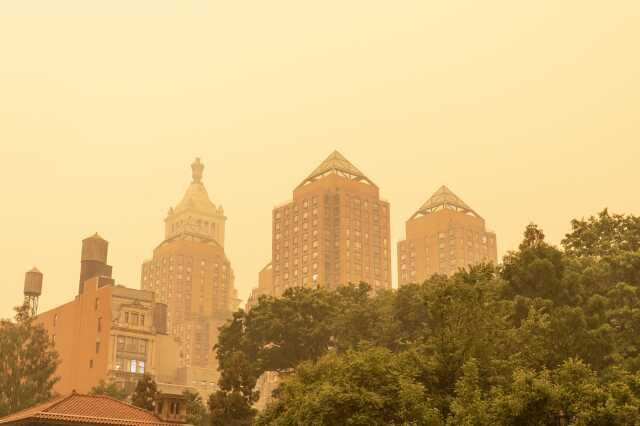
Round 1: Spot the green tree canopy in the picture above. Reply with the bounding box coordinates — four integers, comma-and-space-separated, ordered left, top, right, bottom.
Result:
130, 374, 158, 411
89, 379, 130, 401
182, 389, 209, 426
563, 209, 640, 257
256, 347, 442, 426
0, 304, 59, 416
214, 210, 640, 424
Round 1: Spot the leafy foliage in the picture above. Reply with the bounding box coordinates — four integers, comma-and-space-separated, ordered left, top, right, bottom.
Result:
214, 210, 640, 424
182, 389, 210, 426
90, 379, 130, 401
0, 304, 59, 416
563, 209, 640, 257
208, 351, 258, 426
130, 374, 158, 411
256, 347, 442, 426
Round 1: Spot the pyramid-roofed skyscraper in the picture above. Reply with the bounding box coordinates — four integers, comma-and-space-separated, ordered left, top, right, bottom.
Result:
256, 150, 391, 299
398, 185, 497, 284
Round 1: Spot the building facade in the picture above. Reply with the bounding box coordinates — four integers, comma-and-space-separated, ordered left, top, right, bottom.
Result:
270, 150, 391, 295
397, 185, 498, 285
140, 158, 239, 396
34, 234, 175, 395
246, 262, 274, 310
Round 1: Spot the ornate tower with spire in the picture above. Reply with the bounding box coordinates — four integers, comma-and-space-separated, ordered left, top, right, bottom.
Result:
164, 158, 226, 246
263, 150, 391, 297
141, 158, 239, 397
397, 185, 497, 285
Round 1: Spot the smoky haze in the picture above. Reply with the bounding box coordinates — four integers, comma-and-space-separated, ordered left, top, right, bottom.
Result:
1, 1, 639, 318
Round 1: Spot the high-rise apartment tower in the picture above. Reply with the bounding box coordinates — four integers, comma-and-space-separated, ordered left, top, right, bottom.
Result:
398, 185, 497, 285
269, 151, 391, 295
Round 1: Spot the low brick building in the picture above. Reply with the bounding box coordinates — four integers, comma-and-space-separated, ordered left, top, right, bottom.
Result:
0, 392, 187, 425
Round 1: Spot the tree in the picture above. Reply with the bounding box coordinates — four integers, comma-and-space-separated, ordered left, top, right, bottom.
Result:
208, 351, 257, 426
487, 368, 561, 425
256, 347, 443, 426
208, 389, 256, 426
391, 273, 512, 414
212, 286, 360, 424
484, 359, 640, 425
563, 209, 640, 257
90, 379, 130, 401
447, 359, 490, 425
502, 224, 566, 303
130, 374, 158, 411
214, 212, 640, 423
0, 304, 59, 416
182, 389, 209, 426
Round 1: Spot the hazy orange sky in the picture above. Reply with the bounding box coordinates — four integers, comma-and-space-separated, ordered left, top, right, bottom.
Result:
1, 1, 639, 319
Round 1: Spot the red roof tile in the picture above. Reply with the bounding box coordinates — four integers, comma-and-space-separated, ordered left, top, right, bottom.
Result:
0, 393, 179, 425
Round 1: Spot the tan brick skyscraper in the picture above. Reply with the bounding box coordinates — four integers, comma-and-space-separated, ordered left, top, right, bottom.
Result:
398, 185, 497, 285
269, 151, 391, 295
141, 158, 239, 396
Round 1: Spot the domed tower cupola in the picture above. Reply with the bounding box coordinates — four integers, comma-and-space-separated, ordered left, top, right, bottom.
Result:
164, 158, 226, 246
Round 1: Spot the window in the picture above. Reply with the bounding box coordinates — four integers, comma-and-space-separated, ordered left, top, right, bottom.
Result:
140, 315, 145, 326
117, 336, 125, 351
97, 317, 102, 332
89, 359, 94, 368
131, 313, 139, 326
131, 359, 137, 373
124, 312, 129, 323
96, 342, 100, 354
125, 337, 138, 352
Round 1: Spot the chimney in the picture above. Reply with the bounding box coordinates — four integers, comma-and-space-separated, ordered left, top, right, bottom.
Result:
78, 233, 113, 294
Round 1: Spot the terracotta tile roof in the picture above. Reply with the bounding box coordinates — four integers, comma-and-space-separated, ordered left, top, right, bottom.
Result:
0, 393, 178, 425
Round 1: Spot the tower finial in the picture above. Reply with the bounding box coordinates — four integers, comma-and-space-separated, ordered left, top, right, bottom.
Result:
191, 158, 204, 183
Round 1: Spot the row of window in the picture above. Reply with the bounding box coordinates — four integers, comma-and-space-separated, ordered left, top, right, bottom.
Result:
274, 198, 319, 219
121, 311, 146, 327
115, 357, 146, 374
146, 256, 228, 269
117, 336, 148, 355
170, 218, 216, 233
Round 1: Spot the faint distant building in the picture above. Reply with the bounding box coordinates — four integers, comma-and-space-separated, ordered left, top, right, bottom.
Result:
246, 262, 274, 310
140, 158, 240, 396
34, 234, 177, 395
269, 150, 392, 295
398, 186, 497, 285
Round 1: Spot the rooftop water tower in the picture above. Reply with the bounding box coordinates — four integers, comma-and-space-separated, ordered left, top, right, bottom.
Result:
24, 267, 43, 316
78, 233, 112, 294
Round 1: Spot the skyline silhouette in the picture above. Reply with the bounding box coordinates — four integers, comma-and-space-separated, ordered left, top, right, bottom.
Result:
1, 1, 639, 319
